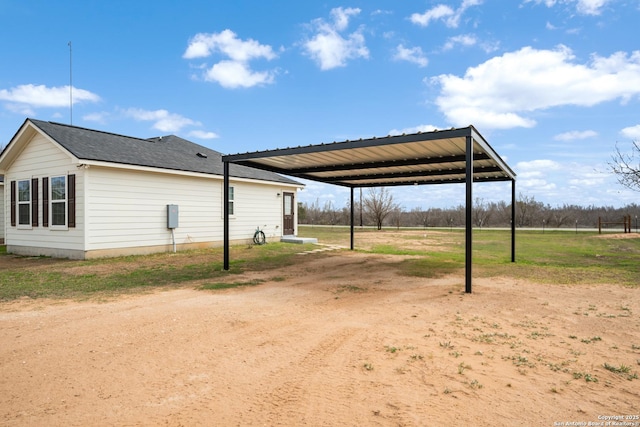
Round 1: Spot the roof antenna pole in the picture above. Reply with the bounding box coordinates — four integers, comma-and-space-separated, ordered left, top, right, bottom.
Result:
68, 41, 73, 125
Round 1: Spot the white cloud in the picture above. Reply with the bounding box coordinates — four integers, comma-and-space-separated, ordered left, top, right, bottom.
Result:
621, 125, 640, 139
0, 84, 100, 109
515, 159, 591, 197
410, 5, 455, 27
183, 29, 276, 62
514, 163, 558, 192
410, 0, 482, 28
576, 0, 609, 15
520, 178, 557, 191
516, 159, 562, 177
204, 60, 275, 88
524, 0, 611, 15
568, 176, 605, 186
393, 44, 428, 67
331, 7, 360, 32
554, 130, 598, 141
124, 108, 200, 133
431, 46, 640, 129
389, 124, 441, 135
183, 29, 277, 89
188, 130, 219, 140
567, 164, 608, 187
83, 112, 110, 124
5, 103, 35, 116
303, 7, 369, 70
443, 34, 477, 51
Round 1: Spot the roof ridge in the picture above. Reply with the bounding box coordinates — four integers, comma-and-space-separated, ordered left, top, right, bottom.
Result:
30, 119, 152, 143
17, 118, 300, 186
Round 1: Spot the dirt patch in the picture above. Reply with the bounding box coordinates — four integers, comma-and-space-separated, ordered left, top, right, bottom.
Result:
594, 233, 640, 239
0, 253, 70, 272
1, 247, 639, 425
345, 229, 462, 252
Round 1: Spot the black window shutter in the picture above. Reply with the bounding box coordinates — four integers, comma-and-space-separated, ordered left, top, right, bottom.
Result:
42, 177, 49, 227
68, 174, 76, 228
31, 178, 39, 227
10, 181, 16, 227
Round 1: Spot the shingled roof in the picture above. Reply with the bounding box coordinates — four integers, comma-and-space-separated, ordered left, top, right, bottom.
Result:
25, 119, 300, 185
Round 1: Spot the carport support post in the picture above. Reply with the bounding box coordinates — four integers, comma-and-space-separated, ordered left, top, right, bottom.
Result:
350, 187, 355, 250
465, 135, 473, 294
223, 161, 230, 271
511, 179, 516, 263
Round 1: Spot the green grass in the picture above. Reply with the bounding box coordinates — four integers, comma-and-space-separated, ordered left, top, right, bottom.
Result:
1, 226, 638, 301
603, 362, 638, 380
0, 243, 315, 301
298, 226, 640, 285
0, 262, 230, 300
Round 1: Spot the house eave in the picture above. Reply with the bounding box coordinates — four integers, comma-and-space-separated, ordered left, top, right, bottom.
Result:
0, 119, 78, 172
0, 119, 37, 170
79, 159, 303, 187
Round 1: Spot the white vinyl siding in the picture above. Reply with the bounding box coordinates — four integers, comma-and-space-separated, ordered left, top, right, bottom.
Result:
225, 181, 285, 242
86, 167, 221, 250
86, 167, 291, 251
4, 133, 84, 252
0, 183, 5, 241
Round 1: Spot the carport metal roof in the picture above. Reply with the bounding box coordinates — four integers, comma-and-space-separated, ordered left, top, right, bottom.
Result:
223, 126, 515, 187
222, 125, 517, 293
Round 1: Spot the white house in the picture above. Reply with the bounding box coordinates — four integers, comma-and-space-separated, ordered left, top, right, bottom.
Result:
0, 119, 303, 259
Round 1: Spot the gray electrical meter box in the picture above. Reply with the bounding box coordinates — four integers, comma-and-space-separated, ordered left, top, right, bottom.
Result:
167, 204, 179, 229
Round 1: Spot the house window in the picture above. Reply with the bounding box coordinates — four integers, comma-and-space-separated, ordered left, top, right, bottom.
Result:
228, 186, 235, 216
17, 180, 31, 226
50, 176, 67, 227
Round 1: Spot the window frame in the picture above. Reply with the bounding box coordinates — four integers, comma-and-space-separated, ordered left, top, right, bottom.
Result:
16, 179, 31, 228
228, 185, 235, 217
49, 175, 68, 229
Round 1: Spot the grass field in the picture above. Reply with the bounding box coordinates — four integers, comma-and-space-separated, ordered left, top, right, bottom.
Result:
0, 226, 638, 301
299, 226, 640, 285
0, 242, 315, 301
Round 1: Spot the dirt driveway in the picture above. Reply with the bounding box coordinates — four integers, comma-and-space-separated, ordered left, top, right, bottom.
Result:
1, 245, 639, 426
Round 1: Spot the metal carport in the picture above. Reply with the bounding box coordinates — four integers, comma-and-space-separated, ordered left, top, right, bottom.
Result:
222, 125, 516, 293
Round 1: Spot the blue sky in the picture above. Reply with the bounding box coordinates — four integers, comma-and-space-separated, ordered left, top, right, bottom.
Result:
1, 0, 639, 209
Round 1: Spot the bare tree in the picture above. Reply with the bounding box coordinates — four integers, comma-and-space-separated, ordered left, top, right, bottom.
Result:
609, 141, 640, 192
409, 207, 431, 228
302, 198, 322, 225
322, 200, 340, 225
517, 193, 545, 227
390, 207, 403, 230
550, 204, 574, 228
472, 198, 494, 228
363, 187, 400, 230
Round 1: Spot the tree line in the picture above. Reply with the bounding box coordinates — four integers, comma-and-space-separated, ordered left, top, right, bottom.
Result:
299, 188, 640, 231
